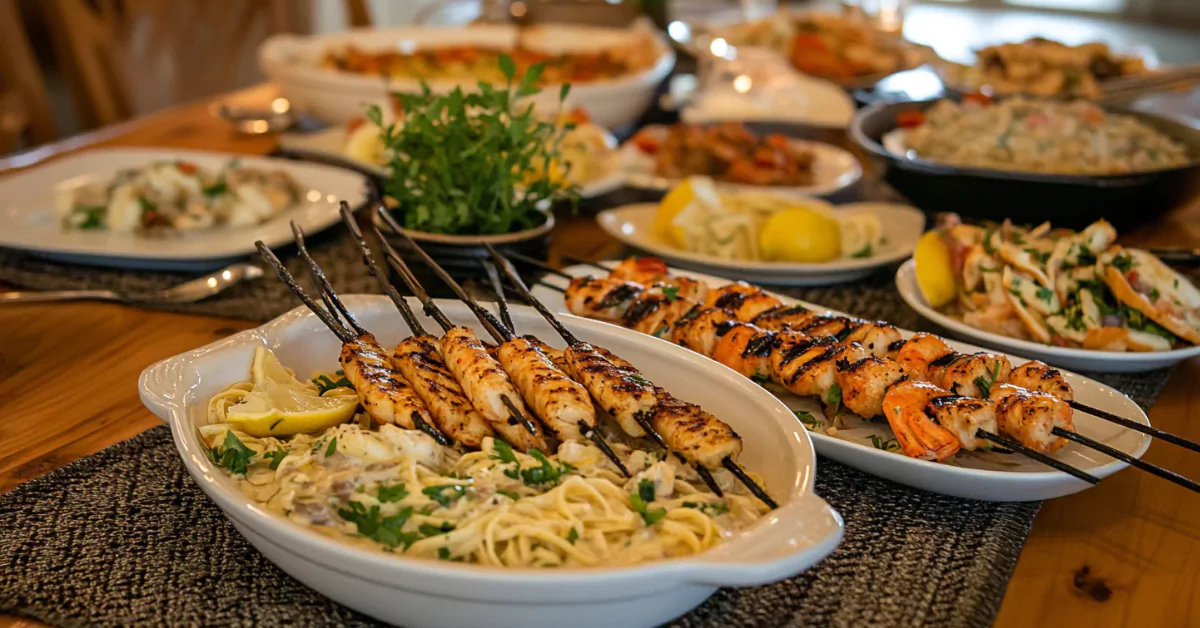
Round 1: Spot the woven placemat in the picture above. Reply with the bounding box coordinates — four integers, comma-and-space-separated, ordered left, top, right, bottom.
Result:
0, 425, 1040, 628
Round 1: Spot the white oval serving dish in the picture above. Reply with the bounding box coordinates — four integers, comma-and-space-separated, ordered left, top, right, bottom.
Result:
531, 264, 1152, 501
0, 147, 369, 271
895, 259, 1200, 373
595, 201, 924, 286
138, 296, 843, 628
258, 23, 675, 130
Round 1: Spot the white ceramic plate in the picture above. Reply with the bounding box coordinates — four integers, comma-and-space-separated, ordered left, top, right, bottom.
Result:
258, 23, 675, 129
531, 264, 1151, 501
279, 126, 627, 200
595, 201, 924, 286
617, 125, 862, 198
139, 296, 843, 628
895, 259, 1200, 373
0, 148, 370, 271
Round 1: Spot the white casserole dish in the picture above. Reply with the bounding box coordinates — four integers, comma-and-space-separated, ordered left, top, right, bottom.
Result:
258, 23, 676, 130
138, 296, 843, 628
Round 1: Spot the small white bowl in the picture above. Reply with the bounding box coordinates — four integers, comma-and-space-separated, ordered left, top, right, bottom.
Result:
139, 296, 843, 628
895, 259, 1200, 373
595, 201, 923, 286
532, 264, 1152, 501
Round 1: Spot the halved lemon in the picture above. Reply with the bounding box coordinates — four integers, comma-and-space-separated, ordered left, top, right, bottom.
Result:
913, 231, 957, 308
759, 208, 842, 263
227, 347, 358, 437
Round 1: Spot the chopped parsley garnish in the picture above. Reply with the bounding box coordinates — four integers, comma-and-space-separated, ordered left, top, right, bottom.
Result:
867, 435, 901, 452
73, 205, 106, 229
683, 501, 730, 516
1035, 286, 1054, 304
137, 196, 157, 214
377, 483, 409, 503
851, 243, 873, 258
520, 449, 569, 486
661, 285, 679, 301
269, 419, 283, 431
1148, 288, 1160, 301
823, 383, 842, 416
497, 489, 521, 500
793, 410, 821, 429
1007, 286, 1027, 306
202, 177, 228, 198
325, 437, 338, 457
974, 361, 1002, 398
490, 439, 518, 464
208, 431, 255, 475
982, 230, 997, 255
1111, 254, 1134, 273
566, 527, 579, 544
422, 484, 466, 507
437, 547, 451, 560
627, 373, 651, 385
337, 502, 419, 549
313, 373, 353, 394
629, 479, 667, 526
419, 522, 455, 537
263, 449, 289, 470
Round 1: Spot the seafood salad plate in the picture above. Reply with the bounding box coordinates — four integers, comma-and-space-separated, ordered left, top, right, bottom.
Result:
0, 148, 368, 270
139, 295, 842, 628
531, 259, 1151, 501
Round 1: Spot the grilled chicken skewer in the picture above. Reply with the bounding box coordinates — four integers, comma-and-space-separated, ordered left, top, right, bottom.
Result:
254, 236, 450, 446
371, 215, 630, 476
534, 279, 1100, 482
553, 255, 1200, 455
360, 217, 549, 453
333, 204, 501, 449
488, 246, 778, 509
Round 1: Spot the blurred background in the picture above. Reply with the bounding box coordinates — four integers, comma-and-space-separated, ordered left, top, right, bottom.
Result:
2, 0, 1199, 156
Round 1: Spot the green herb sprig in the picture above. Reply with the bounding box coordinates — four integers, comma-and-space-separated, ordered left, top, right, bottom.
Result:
630, 479, 667, 526
370, 54, 579, 235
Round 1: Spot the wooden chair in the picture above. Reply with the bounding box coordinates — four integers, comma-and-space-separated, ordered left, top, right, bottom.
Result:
0, 0, 58, 153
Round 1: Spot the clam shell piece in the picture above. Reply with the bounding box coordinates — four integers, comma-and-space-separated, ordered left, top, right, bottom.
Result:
1001, 266, 1052, 343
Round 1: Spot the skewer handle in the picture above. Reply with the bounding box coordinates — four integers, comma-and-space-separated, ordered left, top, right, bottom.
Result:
1069, 400, 1200, 455
1052, 428, 1200, 493
974, 430, 1099, 484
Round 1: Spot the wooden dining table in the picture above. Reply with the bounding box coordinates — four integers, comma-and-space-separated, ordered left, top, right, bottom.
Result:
1, 83, 1198, 628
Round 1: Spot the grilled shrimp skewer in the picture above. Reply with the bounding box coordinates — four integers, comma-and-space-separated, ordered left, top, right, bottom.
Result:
253, 235, 450, 446
372, 218, 630, 476
489, 247, 778, 509
557, 255, 1200, 455
334, 204, 499, 449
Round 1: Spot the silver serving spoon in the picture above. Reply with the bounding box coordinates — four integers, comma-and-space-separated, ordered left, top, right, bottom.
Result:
0, 263, 263, 304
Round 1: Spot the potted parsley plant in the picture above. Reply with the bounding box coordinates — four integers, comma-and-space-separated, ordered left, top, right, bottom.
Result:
367, 55, 580, 273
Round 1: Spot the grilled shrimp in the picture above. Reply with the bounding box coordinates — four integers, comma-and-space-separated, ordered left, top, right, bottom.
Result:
775, 338, 870, 398
926, 395, 997, 451
439, 326, 549, 451
498, 337, 594, 443
891, 333, 953, 381
675, 308, 739, 357
609, 255, 671, 285
1007, 361, 1073, 401
564, 276, 643, 322
646, 277, 710, 303
710, 323, 777, 382
928, 352, 1013, 399
842, 321, 903, 357
752, 304, 817, 331
622, 293, 700, 340
798, 315, 861, 340
649, 393, 742, 469
834, 356, 907, 418
703, 282, 760, 310
339, 334, 435, 431
989, 383, 1074, 453
389, 335, 493, 447
564, 343, 657, 437
881, 380, 961, 461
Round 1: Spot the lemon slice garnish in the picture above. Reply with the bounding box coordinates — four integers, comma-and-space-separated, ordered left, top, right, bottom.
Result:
758, 207, 842, 263
913, 231, 958, 308
228, 347, 358, 437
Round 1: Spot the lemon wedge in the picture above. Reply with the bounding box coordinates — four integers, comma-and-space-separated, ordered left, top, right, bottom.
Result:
343, 122, 387, 166
227, 347, 358, 437
654, 177, 719, 249
759, 207, 842, 263
913, 231, 958, 308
